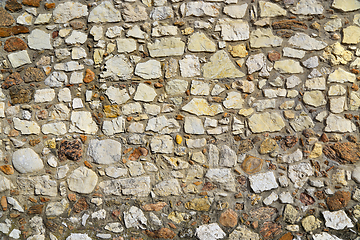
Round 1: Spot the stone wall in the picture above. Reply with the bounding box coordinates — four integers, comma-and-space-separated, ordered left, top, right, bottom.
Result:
0, 0, 360, 239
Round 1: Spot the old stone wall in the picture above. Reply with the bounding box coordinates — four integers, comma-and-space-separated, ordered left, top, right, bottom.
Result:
0, 0, 360, 239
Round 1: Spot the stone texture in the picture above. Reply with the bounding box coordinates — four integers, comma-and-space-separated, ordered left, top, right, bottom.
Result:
67, 166, 98, 194
12, 148, 43, 174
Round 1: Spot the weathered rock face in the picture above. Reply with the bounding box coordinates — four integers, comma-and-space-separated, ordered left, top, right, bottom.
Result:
0, 0, 359, 239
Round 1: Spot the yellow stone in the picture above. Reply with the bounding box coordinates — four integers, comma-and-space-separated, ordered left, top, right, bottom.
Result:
309, 143, 322, 159
94, 49, 105, 64
182, 27, 194, 35
185, 198, 211, 211
103, 105, 121, 118
238, 108, 254, 117
229, 44, 248, 58
46, 138, 56, 149
168, 211, 188, 223
175, 135, 182, 144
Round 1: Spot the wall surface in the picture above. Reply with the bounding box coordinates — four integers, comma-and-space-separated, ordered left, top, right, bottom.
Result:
0, 0, 360, 239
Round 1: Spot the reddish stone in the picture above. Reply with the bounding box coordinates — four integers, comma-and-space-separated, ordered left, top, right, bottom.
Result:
29, 139, 40, 146
68, 193, 77, 202
326, 191, 351, 211
23, 67, 44, 82
241, 155, 264, 174
70, 21, 85, 29
27, 204, 44, 215
5, 0, 22, 12
250, 207, 277, 221
280, 136, 298, 150
1, 196, 7, 211
268, 50, 281, 62
145, 228, 176, 239
142, 202, 167, 211
272, 20, 307, 30
58, 139, 82, 162
275, 29, 294, 38
22, 0, 41, 7
44, 3, 55, 9
0, 7, 15, 27
2, 72, 23, 89
4, 37, 27, 52
52, 30, 58, 39
299, 192, 315, 206
0, 27, 12, 37
129, 147, 148, 161
279, 232, 293, 240
260, 222, 282, 239
202, 182, 215, 191
219, 209, 238, 227
11, 25, 29, 35
73, 198, 89, 213
83, 69, 95, 83
0, 165, 14, 175
320, 133, 329, 142
331, 142, 360, 164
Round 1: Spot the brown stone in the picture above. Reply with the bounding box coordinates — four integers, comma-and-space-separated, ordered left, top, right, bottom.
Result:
268, 50, 281, 62
238, 139, 254, 154
70, 21, 85, 30
250, 207, 277, 221
68, 193, 77, 202
260, 222, 282, 240
219, 209, 238, 227
142, 202, 167, 211
36, 110, 48, 120
4, 37, 27, 52
58, 139, 82, 162
44, 3, 55, 9
1, 196, 7, 211
5, 0, 22, 12
0, 8, 15, 27
315, 190, 326, 200
27, 204, 44, 215
29, 139, 40, 146
129, 147, 148, 161
280, 136, 298, 150
23, 67, 45, 82
83, 69, 95, 83
259, 138, 277, 154
331, 142, 360, 164
2, 72, 23, 89
279, 232, 293, 240
22, 0, 41, 7
299, 192, 315, 206
275, 29, 293, 38
326, 191, 351, 211
241, 155, 264, 174
272, 20, 307, 30
103, 105, 121, 118
11, 25, 29, 35
302, 129, 315, 138
73, 198, 89, 213
145, 228, 176, 239
8, 129, 19, 137
0, 165, 14, 175
0, 27, 12, 37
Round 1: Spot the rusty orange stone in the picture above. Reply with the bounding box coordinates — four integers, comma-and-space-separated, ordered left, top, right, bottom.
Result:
1, 196, 7, 211
83, 69, 95, 83
142, 202, 167, 211
241, 155, 264, 174
22, 0, 41, 7
0, 7, 15, 27
219, 208, 238, 227
0, 165, 14, 175
44, 3, 55, 9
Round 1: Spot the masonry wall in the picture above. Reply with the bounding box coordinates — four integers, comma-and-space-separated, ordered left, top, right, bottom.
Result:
0, 0, 360, 239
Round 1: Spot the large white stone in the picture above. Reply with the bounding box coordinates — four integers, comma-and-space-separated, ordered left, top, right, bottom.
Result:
153, 179, 182, 196
150, 135, 174, 153
13, 118, 40, 135
12, 148, 44, 174
332, 0, 360, 12
146, 116, 180, 134
223, 92, 244, 109
53, 2, 88, 23
166, 79, 188, 95
248, 112, 285, 133
28, 29, 52, 50
148, 38, 185, 57
323, 210, 354, 230
274, 60, 303, 74
291, 0, 324, 15
42, 122, 67, 135
8, 50, 31, 68
105, 86, 130, 105
88, 1, 121, 23
182, 98, 223, 116
65, 30, 87, 45
325, 114, 356, 133
179, 55, 201, 78
67, 166, 98, 194
223, 4, 248, 19
196, 223, 226, 240
187, 32, 216, 52
328, 68, 356, 83
69, 111, 98, 134
66, 233, 92, 240
250, 28, 283, 48
116, 38, 137, 53
249, 171, 279, 193
259, 1, 287, 17
180, 2, 220, 17
215, 19, 249, 41
288, 33, 327, 50
100, 55, 133, 80
135, 60, 162, 79
134, 83, 157, 102
87, 139, 122, 164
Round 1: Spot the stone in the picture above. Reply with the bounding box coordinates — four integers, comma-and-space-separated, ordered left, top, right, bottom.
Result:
66, 234, 91, 240
34, 89, 55, 103
12, 148, 43, 173
259, 1, 287, 17
229, 225, 260, 240
219, 209, 238, 227
328, 68, 356, 83
205, 168, 236, 191
65, 30, 87, 45
325, 114, 356, 133
203, 50, 245, 79
332, 0, 360, 12
288, 162, 313, 188
34, 13, 52, 24
215, 19, 249, 41
13, 118, 40, 135
7, 197, 24, 212
7, 50, 31, 68
69, 111, 98, 134
145, 228, 176, 239
88, 1, 121, 23
146, 116, 180, 134
116, 38, 137, 53
343, 26, 360, 44
283, 204, 299, 224
323, 210, 353, 230
87, 139, 121, 164
100, 55, 133, 80
153, 179, 182, 196
42, 122, 67, 135
150, 6, 174, 20
133, 83, 157, 102
0, 7, 15, 27
67, 166, 98, 194
122, 3, 148, 22
312, 232, 343, 240
185, 198, 211, 211
223, 4, 248, 19
190, 80, 209, 96
180, 2, 220, 17
135, 60, 162, 79
326, 191, 351, 211
195, 223, 226, 240
150, 135, 174, 153
2, 72, 22, 89
182, 98, 223, 116
53, 2, 88, 23
324, 18, 342, 32
303, 91, 326, 107
184, 116, 204, 134
241, 155, 264, 174
105, 87, 130, 105
28, 29, 52, 50
249, 171, 278, 193
123, 206, 147, 229
4, 37, 27, 52
290, 114, 315, 132
24, 67, 44, 83
291, 0, 323, 15
148, 37, 185, 57
229, 44, 248, 58
305, 77, 325, 90
250, 28, 283, 48
259, 138, 277, 154
248, 112, 285, 133
188, 32, 216, 52
274, 60, 303, 74
180, 55, 201, 78
288, 33, 327, 50
302, 215, 321, 232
